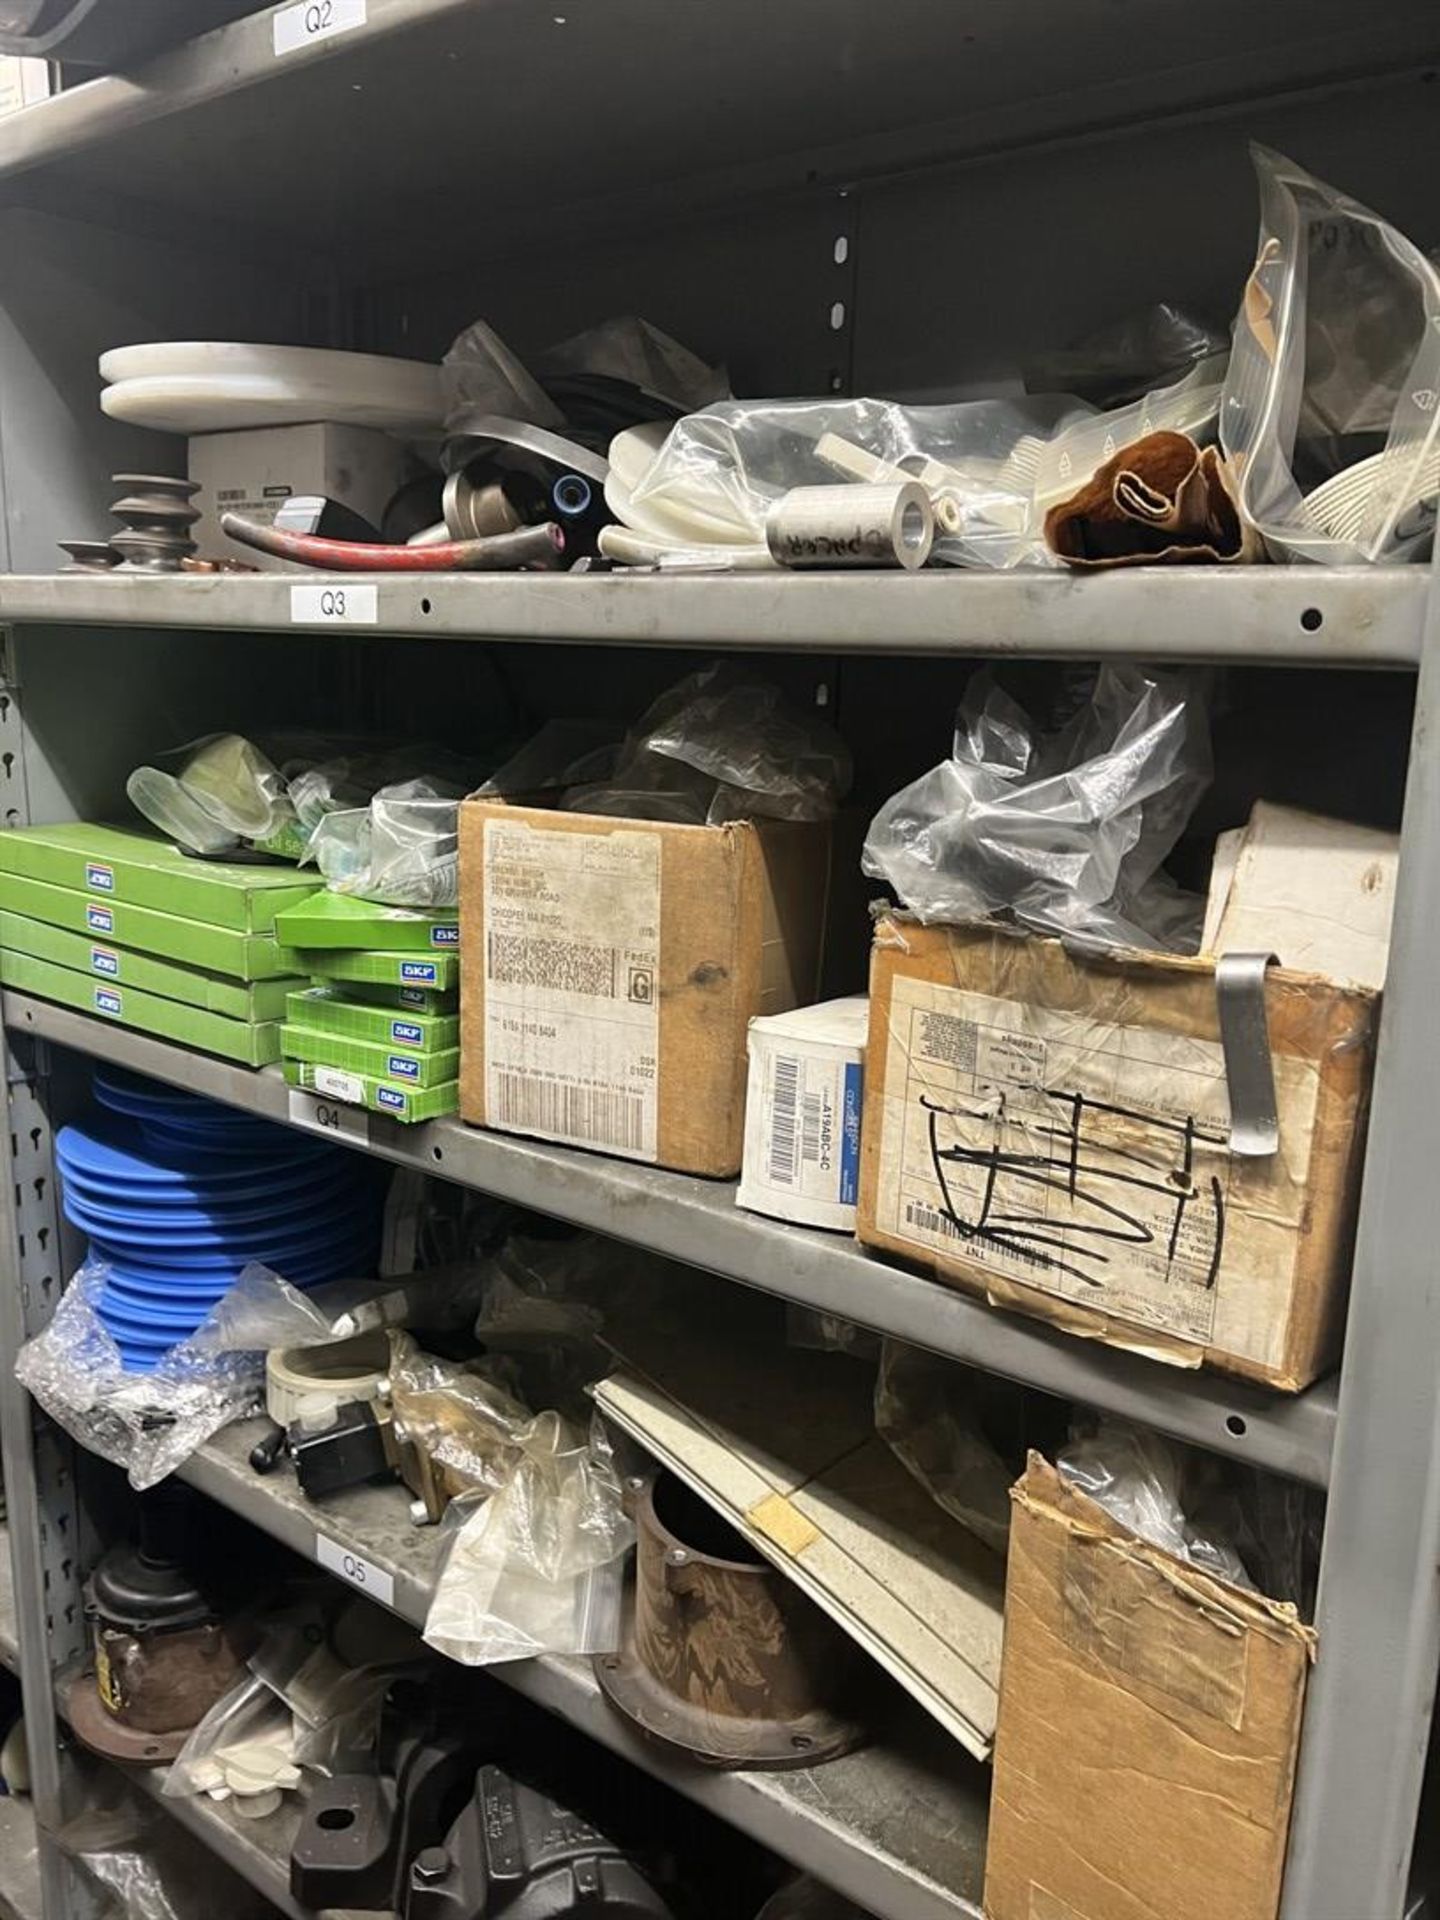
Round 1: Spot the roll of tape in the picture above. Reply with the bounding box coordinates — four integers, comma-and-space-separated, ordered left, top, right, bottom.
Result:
765, 482, 934, 570
266, 1331, 389, 1430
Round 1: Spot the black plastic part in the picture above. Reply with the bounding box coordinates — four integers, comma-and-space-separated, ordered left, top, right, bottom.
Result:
273, 495, 384, 544
89, 1488, 215, 1634
289, 1402, 393, 1500
404, 1765, 675, 1919
248, 1421, 287, 1476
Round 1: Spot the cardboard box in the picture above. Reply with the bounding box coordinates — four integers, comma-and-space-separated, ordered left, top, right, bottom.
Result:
984, 1455, 1313, 1920
459, 801, 829, 1177
858, 914, 1375, 1390
301, 948, 458, 994
283, 1059, 458, 1124
737, 996, 867, 1231
0, 951, 283, 1066
282, 1022, 458, 1090
0, 873, 305, 982
189, 423, 412, 572
0, 824, 316, 928
275, 891, 459, 953
1, 912, 300, 1020
285, 986, 458, 1054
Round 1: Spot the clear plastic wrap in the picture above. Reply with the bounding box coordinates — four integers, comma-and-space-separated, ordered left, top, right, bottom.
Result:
15, 1261, 397, 1491
57, 1793, 275, 1919
1024, 302, 1229, 407
566, 664, 851, 825
388, 1331, 536, 1499
1222, 144, 1440, 563
424, 1413, 633, 1666
441, 318, 564, 430
127, 733, 292, 856
875, 1341, 1064, 1557
162, 1672, 299, 1808
861, 664, 1211, 951
536, 316, 729, 414
309, 776, 469, 908
1059, 1420, 1253, 1587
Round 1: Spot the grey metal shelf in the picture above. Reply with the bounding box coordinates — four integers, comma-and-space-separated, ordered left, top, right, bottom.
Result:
0, 567, 1426, 666
0, 1524, 17, 1673
1, 992, 1337, 1484
0, 2, 1430, 270
179, 1421, 987, 1920
0, 1797, 40, 1920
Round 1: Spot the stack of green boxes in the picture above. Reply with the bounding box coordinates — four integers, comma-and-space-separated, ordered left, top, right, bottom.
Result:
0, 824, 318, 1065
275, 892, 460, 1124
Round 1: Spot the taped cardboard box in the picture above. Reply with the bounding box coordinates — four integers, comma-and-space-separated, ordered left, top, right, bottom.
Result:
984, 1454, 1313, 1920
459, 800, 829, 1177
858, 914, 1375, 1390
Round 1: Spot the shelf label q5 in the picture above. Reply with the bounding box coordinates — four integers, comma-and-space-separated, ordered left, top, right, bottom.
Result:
273, 0, 367, 57
315, 1534, 394, 1606
290, 582, 378, 625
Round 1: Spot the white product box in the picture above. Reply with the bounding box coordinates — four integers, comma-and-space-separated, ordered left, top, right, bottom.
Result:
738, 995, 868, 1232
188, 423, 414, 572
0, 58, 51, 120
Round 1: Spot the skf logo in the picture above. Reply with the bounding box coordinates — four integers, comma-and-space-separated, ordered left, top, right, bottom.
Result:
94, 988, 122, 1016
377, 1086, 406, 1112
86, 864, 115, 891
87, 904, 114, 934
401, 962, 437, 983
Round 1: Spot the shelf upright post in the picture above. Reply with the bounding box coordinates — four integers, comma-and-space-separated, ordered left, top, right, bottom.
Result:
1280, 535, 1440, 1920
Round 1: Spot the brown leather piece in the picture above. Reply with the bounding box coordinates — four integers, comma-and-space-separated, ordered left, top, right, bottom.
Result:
1044, 428, 1259, 568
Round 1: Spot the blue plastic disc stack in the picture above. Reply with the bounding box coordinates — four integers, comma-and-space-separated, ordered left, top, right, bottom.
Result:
58, 1067, 382, 1373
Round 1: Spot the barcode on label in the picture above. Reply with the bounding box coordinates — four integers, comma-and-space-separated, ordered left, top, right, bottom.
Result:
491, 1072, 645, 1154
487, 933, 617, 998
905, 1200, 966, 1241
768, 1055, 801, 1185
801, 1091, 824, 1165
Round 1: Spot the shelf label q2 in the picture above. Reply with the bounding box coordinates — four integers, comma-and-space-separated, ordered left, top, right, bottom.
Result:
315, 1534, 394, 1607
290, 582, 378, 625
273, 0, 367, 57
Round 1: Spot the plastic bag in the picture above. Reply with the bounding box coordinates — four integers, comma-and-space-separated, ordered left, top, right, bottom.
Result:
388, 1331, 536, 1499
1024, 302, 1229, 407
441, 318, 564, 431
15, 1261, 395, 1490
862, 664, 1210, 951
1059, 1420, 1252, 1587
424, 1413, 633, 1666
1222, 144, 1440, 563
875, 1342, 1064, 1557
310, 776, 468, 908
127, 733, 292, 856
567, 664, 852, 825
57, 1795, 275, 1920
536, 316, 729, 415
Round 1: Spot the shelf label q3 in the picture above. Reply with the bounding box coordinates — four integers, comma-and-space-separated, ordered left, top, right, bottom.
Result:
273, 0, 367, 57
315, 1534, 394, 1607
290, 582, 378, 625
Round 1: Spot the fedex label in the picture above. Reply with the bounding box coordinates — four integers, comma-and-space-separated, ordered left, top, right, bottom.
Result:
391, 1021, 423, 1046
430, 924, 459, 947
401, 962, 437, 984
94, 987, 122, 1017
387, 1054, 420, 1081
90, 947, 120, 978
86, 864, 115, 892
376, 1086, 407, 1113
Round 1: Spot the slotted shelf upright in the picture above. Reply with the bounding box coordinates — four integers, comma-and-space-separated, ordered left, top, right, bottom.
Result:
0, 5, 1437, 1919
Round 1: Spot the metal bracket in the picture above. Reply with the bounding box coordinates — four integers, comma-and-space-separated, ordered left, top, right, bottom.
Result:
1215, 951, 1279, 1157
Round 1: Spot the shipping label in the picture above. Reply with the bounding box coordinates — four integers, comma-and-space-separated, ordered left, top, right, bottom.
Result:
759, 1049, 863, 1210
875, 976, 1321, 1365
483, 820, 660, 1163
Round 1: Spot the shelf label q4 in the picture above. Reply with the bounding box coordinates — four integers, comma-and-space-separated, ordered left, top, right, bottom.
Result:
290, 582, 377, 625
288, 1087, 369, 1144
315, 1534, 394, 1607
273, 0, 367, 57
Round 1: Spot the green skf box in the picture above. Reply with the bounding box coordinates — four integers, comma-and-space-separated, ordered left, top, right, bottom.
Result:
283, 1058, 458, 1124
0, 873, 304, 981
1, 912, 300, 1020
0, 823, 317, 928
325, 977, 460, 1014
0, 951, 283, 1066
285, 986, 459, 1054
299, 948, 459, 993
282, 1021, 458, 1089
275, 891, 460, 952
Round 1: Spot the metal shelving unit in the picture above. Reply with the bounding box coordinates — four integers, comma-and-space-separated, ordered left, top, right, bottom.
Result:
0, 3, 1437, 1919
0, 569, 1423, 664
1, 993, 1337, 1484
0, 1527, 39, 1920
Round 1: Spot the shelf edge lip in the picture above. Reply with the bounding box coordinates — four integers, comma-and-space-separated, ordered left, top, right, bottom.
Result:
2, 992, 1337, 1485
0, 569, 1423, 666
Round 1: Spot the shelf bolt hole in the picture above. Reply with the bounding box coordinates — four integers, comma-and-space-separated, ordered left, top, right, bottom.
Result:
1300, 607, 1323, 633
1225, 1414, 1247, 1437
